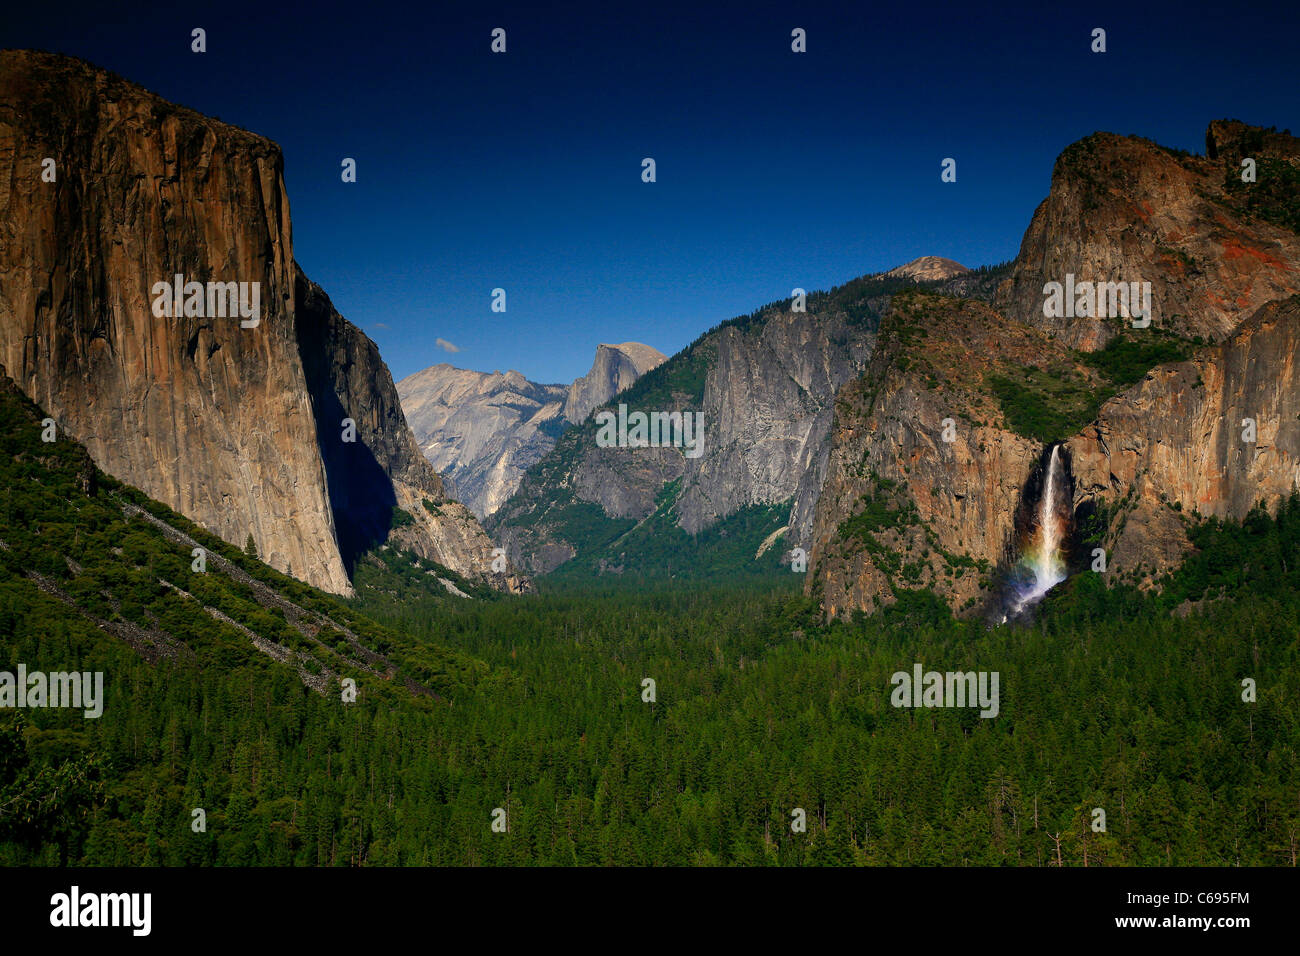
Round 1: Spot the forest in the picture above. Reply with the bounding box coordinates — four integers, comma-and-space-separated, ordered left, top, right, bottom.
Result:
1, 376, 1298, 866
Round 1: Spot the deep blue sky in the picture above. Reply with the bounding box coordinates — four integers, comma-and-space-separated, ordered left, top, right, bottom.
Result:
7, 0, 1300, 383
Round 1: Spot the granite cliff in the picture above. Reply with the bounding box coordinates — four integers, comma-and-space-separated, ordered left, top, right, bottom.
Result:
806, 293, 1077, 618
487, 270, 937, 575
1069, 294, 1300, 584
564, 342, 667, 425
397, 342, 665, 519
811, 122, 1300, 618
996, 121, 1300, 351
0, 50, 516, 595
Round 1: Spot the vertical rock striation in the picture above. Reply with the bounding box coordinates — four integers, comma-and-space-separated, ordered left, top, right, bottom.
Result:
806, 294, 1060, 618
295, 268, 519, 589
0, 50, 515, 595
1068, 295, 1300, 583
563, 342, 667, 425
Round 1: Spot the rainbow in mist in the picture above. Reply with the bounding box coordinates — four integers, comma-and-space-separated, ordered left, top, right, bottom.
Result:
1001, 444, 1073, 621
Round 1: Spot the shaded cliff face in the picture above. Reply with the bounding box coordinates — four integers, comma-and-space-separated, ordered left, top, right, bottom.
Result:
0, 51, 350, 592
807, 293, 1078, 618
1068, 295, 1300, 584
396, 342, 664, 520
295, 269, 523, 590
0, 51, 514, 595
996, 123, 1300, 351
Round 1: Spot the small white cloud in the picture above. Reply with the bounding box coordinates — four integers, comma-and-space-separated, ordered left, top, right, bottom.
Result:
436, 337, 460, 353
373, 322, 390, 330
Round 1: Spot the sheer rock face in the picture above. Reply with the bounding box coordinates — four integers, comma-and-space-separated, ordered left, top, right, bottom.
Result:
397, 342, 664, 520
996, 124, 1300, 351
807, 295, 1060, 619
0, 50, 515, 595
800, 123, 1300, 621
675, 308, 872, 537
563, 342, 666, 424
805, 121, 1300, 620
1067, 295, 1300, 582
488, 297, 879, 573
809, 291, 1300, 619
295, 270, 525, 592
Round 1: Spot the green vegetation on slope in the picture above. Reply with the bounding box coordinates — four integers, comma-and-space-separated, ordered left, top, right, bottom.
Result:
0, 377, 492, 705
989, 333, 1192, 443
544, 481, 792, 583
3, 359, 1298, 865
1218, 124, 1300, 236
1080, 335, 1192, 387
11, 499, 1295, 865
488, 270, 974, 579
987, 367, 1111, 444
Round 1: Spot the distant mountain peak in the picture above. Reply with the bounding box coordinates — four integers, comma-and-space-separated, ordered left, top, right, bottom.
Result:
565, 342, 667, 425
397, 341, 665, 519
885, 256, 970, 281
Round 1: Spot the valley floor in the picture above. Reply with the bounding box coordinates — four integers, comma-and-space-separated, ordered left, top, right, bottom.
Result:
4, 524, 1298, 865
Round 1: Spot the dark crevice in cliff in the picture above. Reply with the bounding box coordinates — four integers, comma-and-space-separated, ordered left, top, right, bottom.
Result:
294, 270, 397, 578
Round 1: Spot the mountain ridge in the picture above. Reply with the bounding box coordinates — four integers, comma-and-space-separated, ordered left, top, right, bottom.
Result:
486, 266, 942, 574
487, 119, 1300, 616
397, 341, 665, 519
812, 120, 1300, 618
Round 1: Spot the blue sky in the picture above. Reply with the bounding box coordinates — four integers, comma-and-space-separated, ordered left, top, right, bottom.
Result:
8, 0, 1300, 383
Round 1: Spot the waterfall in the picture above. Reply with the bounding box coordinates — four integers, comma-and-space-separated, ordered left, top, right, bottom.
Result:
999, 443, 1073, 622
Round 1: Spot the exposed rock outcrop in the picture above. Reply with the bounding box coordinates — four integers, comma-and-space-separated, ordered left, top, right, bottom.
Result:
295, 269, 523, 590
563, 342, 667, 424
809, 121, 1300, 620
397, 365, 566, 520
885, 256, 969, 282
809, 288, 1300, 619
806, 293, 1080, 618
676, 305, 873, 536
996, 123, 1300, 351
397, 342, 664, 519
491, 275, 899, 573
0, 50, 516, 595
1068, 295, 1300, 583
